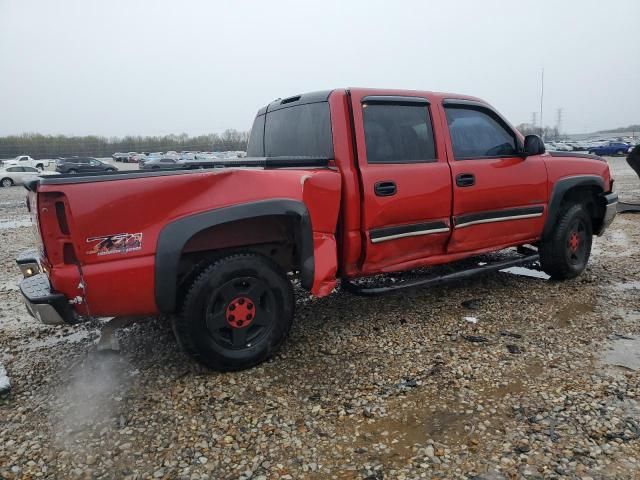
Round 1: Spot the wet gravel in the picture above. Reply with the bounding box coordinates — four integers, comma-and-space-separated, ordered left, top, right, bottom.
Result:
1, 157, 639, 479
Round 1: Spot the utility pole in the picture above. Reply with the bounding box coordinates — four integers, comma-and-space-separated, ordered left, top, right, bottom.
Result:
539, 69, 545, 139
556, 108, 563, 140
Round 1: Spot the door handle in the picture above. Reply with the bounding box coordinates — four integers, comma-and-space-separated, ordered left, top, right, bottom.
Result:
374, 181, 397, 197
456, 173, 475, 187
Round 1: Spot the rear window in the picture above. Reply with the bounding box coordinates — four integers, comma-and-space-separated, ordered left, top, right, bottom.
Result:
247, 102, 333, 158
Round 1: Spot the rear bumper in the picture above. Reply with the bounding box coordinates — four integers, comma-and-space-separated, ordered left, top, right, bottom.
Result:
16, 251, 77, 325
598, 192, 618, 236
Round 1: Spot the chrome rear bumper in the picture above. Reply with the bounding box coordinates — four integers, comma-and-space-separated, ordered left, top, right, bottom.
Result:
16, 251, 76, 325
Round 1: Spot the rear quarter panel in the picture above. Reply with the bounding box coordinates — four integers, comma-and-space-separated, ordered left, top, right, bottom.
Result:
39, 168, 341, 316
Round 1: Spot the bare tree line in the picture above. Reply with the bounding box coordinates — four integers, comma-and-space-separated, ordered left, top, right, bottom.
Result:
0, 129, 249, 159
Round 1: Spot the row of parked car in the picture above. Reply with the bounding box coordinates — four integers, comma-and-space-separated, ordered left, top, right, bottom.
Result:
0, 156, 120, 187
545, 139, 637, 155
113, 151, 247, 164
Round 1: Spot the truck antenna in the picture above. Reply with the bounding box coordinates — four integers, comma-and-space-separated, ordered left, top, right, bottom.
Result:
539, 68, 544, 140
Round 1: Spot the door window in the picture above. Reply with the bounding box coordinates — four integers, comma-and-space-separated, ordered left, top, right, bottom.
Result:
445, 107, 517, 159
362, 102, 436, 163
89, 159, 100, 166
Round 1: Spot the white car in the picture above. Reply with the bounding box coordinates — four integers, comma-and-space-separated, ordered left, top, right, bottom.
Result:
0, 166, 59, 187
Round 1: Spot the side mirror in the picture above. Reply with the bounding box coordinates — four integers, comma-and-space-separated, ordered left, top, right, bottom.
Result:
523, 135, 545, 157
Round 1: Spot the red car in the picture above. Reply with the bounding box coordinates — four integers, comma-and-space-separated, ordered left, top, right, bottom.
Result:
17, 88, 617, 370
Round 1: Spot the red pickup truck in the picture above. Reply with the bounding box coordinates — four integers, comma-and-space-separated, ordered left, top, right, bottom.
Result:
17, 88, 618, 370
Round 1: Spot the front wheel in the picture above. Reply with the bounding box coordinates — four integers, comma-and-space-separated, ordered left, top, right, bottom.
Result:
68, 169, 77, 174
1, 177, 14, 187
35, 164, 44, 170
539, 203, 593, 280
174, 253, 294, 371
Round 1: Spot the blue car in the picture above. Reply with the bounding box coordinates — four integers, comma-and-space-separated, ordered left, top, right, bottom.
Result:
589, 141, 630, 156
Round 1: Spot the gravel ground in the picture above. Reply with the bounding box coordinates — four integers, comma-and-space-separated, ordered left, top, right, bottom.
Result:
1, 157, 639, 480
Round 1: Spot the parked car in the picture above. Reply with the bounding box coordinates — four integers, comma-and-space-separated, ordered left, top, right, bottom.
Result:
130, 153, 147, 163
0, 166, 59, 187
1, 155, 51, 170
139, 153, 156, 166
16, 87, 616, 371
162, 151, 180, 161
139, 157, 182, 170
112, 152, 128, 162
55, 157, 118, 174
588, 141, 630, 156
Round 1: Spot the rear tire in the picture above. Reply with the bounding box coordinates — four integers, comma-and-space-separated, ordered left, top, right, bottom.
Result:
539, 203, 592, 280
35, 164, 44, 170
1, 177, 13, 187
174, 253, 294, 371
68, 169, 77, 174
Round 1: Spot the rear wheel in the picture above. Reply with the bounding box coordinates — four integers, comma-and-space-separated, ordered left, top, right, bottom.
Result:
539, 203, 592, 280
35, 164, 44, 170
174, 253, 294, 371
1, 177, 13, 187
68, 169, 77, 174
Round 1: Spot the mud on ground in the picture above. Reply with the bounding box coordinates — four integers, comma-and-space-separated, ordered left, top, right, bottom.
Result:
1, 157, 639, 479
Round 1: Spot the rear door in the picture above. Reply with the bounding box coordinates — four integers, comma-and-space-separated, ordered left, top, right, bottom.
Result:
439, 100, 548, 253
350, 89, 453, 273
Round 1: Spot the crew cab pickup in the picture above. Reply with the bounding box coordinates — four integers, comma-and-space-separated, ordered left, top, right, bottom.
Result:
16, 88, 618, 371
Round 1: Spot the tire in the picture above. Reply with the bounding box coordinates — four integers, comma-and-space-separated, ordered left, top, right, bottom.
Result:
35, 164, 44, 170
539, 203, 593, 280
1, 177, 13, 187
175, 253, 294, 371
106, 168, 116, 172
616, 150, 625, 156
68, 169, 77, 174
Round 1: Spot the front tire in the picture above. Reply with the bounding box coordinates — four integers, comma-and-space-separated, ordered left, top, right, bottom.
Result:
539, 203, 592, 280
68, 169, 77, 174
1, 177, 13, 187
174, 253, 294, 371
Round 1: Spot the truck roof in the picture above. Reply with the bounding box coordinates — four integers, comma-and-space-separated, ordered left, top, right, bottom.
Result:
256, 88, 486, 116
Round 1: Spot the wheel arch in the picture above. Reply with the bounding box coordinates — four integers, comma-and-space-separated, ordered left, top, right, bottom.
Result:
155, 199, 313, 313
543, 175, 605, 239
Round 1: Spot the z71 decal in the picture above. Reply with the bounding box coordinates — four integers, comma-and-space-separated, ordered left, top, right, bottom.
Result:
86, 233, 143, 256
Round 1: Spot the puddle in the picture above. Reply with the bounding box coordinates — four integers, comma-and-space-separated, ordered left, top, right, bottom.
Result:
598, 336, 640, 373
0, 218, 31, 230
350, 362, 544, 466
500, 266, 550, 280
556, 301, 595, 327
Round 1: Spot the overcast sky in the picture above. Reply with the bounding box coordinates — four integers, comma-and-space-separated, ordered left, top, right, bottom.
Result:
1, 0, 638, 137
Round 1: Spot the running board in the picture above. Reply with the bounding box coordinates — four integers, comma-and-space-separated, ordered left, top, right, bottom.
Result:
342, 253, 540, 296
618, 202, 640, 213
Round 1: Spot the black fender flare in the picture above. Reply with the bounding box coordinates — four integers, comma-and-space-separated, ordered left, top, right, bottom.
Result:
542, 175, 604, 239
154, 198, 314, 313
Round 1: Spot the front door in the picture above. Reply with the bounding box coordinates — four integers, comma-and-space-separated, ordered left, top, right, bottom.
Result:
349, 89, 453, 274
438, 100, 548, 253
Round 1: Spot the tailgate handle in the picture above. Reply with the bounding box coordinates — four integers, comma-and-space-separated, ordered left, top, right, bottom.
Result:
456, 173, 475, 187
374, 181, 397, 197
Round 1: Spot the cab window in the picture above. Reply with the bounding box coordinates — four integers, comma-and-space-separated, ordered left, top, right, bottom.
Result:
362, 101, 436, 163
445, 106, 517, 159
